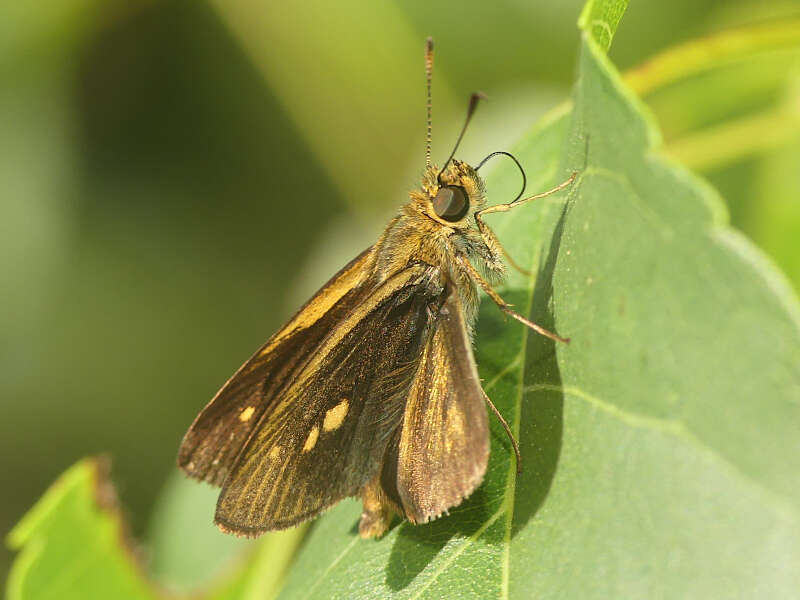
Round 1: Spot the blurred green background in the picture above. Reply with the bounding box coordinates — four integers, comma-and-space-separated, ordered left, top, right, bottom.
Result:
2, 0, 799, 586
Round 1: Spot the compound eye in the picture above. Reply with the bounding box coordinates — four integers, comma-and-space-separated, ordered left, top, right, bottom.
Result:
432, 186, 469, 222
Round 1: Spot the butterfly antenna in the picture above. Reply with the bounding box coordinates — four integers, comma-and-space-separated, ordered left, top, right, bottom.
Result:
437, 92, 485, 184
476, 151, 527, 203
424, 37, 435, 168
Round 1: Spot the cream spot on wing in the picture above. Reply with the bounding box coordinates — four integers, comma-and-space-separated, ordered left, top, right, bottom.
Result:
239, 406, 255, 422
303, 425, 320, 453
268, 445, 281, 460
323, 398, 349, 431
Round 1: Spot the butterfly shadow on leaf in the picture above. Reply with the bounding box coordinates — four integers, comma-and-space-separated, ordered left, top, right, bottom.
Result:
384, 481, 493, 590
510, 201, 570, 537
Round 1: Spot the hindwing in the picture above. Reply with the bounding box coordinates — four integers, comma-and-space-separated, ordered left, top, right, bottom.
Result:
383, 287, 489, 524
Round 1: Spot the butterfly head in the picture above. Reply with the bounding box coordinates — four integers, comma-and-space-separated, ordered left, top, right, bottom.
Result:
418, 159, 486, 229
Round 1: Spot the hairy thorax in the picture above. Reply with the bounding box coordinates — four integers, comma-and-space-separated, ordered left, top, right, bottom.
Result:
369, 161, 507, 331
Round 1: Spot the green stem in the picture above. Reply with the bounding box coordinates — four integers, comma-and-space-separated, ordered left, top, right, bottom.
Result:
624, 19, 800, 97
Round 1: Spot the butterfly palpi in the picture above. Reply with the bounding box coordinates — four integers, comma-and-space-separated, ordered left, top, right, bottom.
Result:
177, 38, 576, 538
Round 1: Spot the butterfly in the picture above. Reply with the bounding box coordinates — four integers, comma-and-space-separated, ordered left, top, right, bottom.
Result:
178, 38, 575, 538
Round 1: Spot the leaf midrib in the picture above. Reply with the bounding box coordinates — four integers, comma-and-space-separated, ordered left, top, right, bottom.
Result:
499, 186, 558, 599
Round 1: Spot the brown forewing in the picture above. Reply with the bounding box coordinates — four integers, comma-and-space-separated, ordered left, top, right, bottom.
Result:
214, 263, 446, 536
177, 247, 376, 486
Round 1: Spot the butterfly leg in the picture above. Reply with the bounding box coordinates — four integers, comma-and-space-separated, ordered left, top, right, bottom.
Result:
480, 386, 522, 473
474, 214, 531, 277
456, 254, 570, 344
474, 173, 576, 278
477, 172, 577, 220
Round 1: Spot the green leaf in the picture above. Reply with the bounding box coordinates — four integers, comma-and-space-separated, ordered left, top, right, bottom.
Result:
146, 473, 254, 592
626, 19, 800, 171
274, 9, 800, 600
577, 0, 629, 52
621, 18, 800, 291
5, 459, 155, 600
6, 459, 306, 600
524, 32, 800, 597
147, 473, 307, 600
751, 140, 800, 291
624, 18, 800, 100
203, 526, 306, 600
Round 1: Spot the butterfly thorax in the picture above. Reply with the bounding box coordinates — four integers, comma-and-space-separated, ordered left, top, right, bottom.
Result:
369, 160, 506, 330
